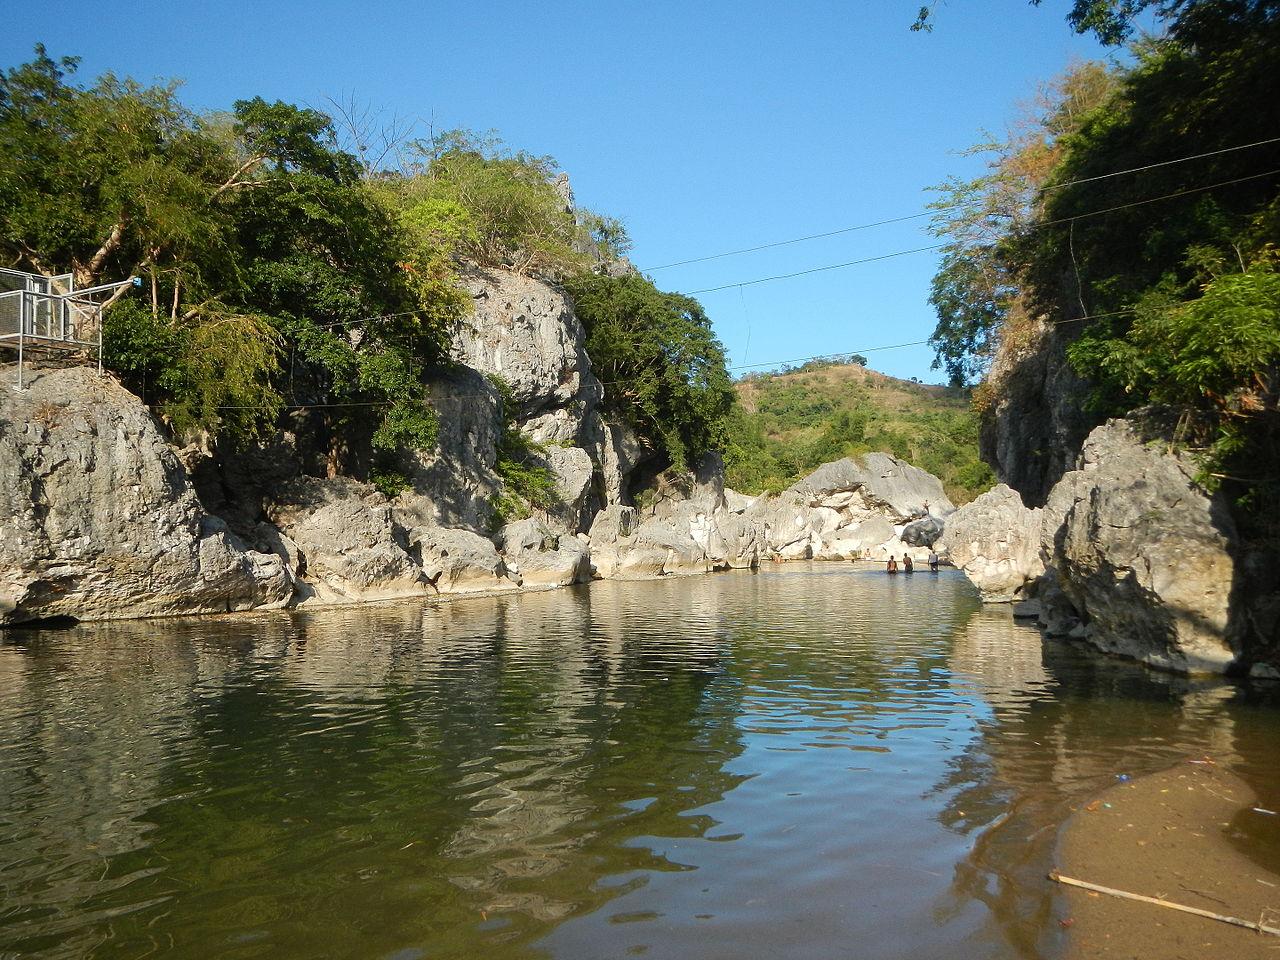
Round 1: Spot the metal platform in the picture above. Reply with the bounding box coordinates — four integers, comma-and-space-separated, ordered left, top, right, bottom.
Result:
0, 267, 137, 389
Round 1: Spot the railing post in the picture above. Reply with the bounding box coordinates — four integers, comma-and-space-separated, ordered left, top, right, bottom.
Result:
16, 304, 24, 391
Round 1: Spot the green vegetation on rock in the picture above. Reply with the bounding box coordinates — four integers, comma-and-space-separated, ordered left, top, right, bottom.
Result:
926, 0, 1280, 527
0, 48, 459, 462
565, 273, 735, 472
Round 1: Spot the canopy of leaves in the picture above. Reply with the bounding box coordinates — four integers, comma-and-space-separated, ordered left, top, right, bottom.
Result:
925, 60, 1118, 385
912, 0, 1275, 45
1, 48, 466, 467
375, 129, 629, 280
565, 273, 734, 471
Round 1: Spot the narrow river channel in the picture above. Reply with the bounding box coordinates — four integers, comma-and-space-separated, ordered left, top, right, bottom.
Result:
2, 565, 1278, 959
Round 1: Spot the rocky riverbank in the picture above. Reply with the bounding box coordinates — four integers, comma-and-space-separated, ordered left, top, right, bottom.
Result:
0, 267, 953, 628
937, 312, 1280, 679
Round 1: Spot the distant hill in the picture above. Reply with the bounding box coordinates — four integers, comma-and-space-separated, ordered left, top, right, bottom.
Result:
724, 358, 994, 504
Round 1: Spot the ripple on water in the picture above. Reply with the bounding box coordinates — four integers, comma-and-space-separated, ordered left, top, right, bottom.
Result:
1, 564, 1278, 960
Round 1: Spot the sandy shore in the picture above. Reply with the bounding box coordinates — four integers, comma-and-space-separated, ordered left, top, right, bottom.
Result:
1054, 760, 1280, 958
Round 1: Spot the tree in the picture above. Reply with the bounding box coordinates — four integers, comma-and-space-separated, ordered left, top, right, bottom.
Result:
925, 61, 1117, 385
912, 0, 1276, 45
1, 48, 465, 459
565, 273, 734, 470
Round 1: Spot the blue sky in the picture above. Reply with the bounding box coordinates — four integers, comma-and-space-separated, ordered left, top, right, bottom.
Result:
3, 1, 1120, 382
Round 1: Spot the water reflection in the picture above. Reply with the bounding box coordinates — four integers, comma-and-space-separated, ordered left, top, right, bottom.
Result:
0, 566, 1277, 960
941, 605, 1278, 959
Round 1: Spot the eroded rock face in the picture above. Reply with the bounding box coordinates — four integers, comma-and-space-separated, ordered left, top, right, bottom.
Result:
1043, 417, 1239, 673
271, 478, 426, 604
497, 518, 590, 588
408, 525, 517, 595
980, 319, 1098, 507
405, 367, 504, 531
0, 368, 291, 624
789, 454, 953, 520
745, 455, 953, 561
937, 485, 1045, 603
457, 270, 598, 422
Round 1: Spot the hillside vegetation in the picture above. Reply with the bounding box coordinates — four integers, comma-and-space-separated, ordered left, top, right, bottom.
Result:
724, 358, 994, 503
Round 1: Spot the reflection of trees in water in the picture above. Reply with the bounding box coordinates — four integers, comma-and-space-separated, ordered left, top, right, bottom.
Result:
940, 606, 1271, 959
0, 586, 751, 959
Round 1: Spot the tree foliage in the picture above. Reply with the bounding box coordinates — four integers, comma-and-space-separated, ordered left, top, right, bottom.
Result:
565, 273, 734, 471
925, 61, 1118, 385
0, 47, 466, 463
928, 1, 1280, 526
724, 367, 993, 502
374, 129, 629, 279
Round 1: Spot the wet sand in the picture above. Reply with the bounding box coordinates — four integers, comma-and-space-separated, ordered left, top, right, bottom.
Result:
1054, 760, 1280, 959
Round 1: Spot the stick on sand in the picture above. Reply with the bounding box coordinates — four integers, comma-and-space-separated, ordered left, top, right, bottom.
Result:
1049, 871, 1280, 937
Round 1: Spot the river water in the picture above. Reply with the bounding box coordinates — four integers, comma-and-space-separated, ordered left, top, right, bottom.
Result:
2, 564, 1278, 960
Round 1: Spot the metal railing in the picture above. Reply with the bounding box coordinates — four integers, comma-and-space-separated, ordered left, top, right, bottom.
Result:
0, 270, 137, 389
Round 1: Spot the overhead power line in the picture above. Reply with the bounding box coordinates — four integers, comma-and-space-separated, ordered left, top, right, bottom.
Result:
173, 308, 1135, 411
686, 168, 1280, 295
643, 136, 1280, 272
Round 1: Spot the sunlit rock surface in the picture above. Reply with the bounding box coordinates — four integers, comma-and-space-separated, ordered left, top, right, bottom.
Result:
0, 367, 291, 624
937, 485, 1045, 603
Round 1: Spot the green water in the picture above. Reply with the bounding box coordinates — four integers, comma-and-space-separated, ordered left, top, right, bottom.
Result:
1, 565, 1277, 959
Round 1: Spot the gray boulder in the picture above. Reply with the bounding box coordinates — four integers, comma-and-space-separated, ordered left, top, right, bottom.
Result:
497, 518, 591, 588
542, 444, 595, 533
457, 269, 601, 429
789, 454, 954, 521
1043, 416, 1239, 673
901, 515, 945, 547
271, 479, 425, 603
406, 525, 517, 595
0, 367, 291, 624
936, 484, 1045, 602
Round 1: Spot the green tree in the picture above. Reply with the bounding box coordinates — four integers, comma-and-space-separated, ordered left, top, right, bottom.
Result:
565, 273, 734, 471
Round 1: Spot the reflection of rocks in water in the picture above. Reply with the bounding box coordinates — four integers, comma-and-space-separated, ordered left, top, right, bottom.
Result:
937, 607, 1254, 958
950, 607, 1050, 711
0, 624, 242, 952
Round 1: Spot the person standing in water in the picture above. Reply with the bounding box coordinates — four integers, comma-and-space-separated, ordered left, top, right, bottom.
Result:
903, 554, 914, 573
928, 550, 940, 572
887, 556, 899, 574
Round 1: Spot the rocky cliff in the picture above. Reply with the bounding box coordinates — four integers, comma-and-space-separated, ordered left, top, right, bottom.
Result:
0, 269, 956, 628
956, 304, 1280, 677
945, 404, 1276, 677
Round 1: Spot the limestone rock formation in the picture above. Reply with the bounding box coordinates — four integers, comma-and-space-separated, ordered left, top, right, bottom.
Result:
0, 368, 291, 624
980, 318, 1098, 507
457, 270, 599, 423
497, 518, 591, 588
407, 525, 518, 595
270, 478, 426, 604
405, 367, 504, 530
450, 268, 643, 531
1043, 416, 1239, 674
746, 455, 953, 560
587, 497, 761, 579
936, 485, 1045, 602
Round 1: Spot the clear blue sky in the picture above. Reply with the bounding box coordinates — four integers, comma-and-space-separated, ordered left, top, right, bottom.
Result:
3, 1, 1119, 383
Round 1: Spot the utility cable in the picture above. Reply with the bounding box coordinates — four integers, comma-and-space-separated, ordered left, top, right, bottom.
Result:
644, 136, 1280, 272
687, 168, 1280, 295
163, 308, 1135, 411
